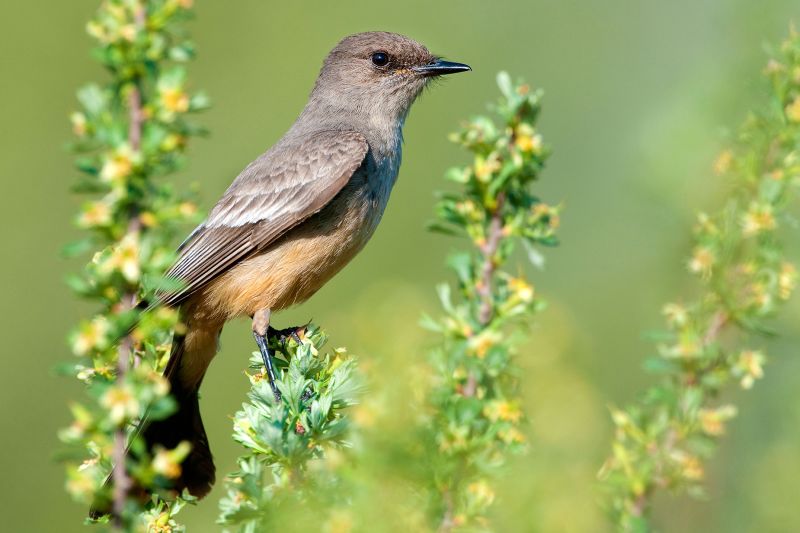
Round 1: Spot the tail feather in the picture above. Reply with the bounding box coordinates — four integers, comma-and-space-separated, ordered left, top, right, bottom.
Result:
144, 333, 216, 498
89, 332, 215, 518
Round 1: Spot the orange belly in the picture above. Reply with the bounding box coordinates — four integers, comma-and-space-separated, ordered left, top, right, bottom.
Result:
185, 177, 383, 325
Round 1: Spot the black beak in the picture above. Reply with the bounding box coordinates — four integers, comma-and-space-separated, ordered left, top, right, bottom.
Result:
413, 58, 472, 76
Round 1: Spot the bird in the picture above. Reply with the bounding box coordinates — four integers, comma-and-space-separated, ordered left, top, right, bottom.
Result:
135, 31, 470, 500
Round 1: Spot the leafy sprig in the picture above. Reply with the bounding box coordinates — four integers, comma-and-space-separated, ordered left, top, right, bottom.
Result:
424, 72, 560, 531
60, 0, 206, 529
218, 326, 362, 532
599, 28, 800, 531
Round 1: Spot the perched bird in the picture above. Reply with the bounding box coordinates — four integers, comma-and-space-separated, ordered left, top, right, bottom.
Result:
143, 31, 470, 499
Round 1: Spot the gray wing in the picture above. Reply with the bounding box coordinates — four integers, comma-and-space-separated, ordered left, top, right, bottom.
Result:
160, 129, 369, 307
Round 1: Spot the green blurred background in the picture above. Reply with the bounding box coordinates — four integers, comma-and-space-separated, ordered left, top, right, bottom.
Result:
2, 1, 800, 531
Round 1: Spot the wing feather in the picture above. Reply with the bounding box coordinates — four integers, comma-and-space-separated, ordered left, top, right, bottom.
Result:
160, 130, 369, 307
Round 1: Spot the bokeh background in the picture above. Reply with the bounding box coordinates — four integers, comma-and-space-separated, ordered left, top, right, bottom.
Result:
2, 1, 800, 531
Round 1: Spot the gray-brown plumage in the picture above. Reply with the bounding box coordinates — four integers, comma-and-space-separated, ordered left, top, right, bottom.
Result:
143, 31, 470, 499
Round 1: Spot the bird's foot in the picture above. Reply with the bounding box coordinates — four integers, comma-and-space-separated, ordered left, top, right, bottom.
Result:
267, 323, 308, 348
267, 325, 315, 402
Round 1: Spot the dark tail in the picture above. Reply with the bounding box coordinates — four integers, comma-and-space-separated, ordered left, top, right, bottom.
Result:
142, 333, 216, 498
90, 334, 215, 517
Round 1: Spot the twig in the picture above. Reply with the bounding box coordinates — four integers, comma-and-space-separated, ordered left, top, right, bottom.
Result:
702, 311, 728, 347
477, 192, 506, 326
111, 3, 145, 525
438, 490, 455, 532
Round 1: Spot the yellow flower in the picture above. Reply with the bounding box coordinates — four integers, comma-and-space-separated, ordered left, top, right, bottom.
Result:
66, 463, 101, 501
741, 202, 776, 237
713, 150, 733, 175
688, 246, 715, 277
693, 212, 718, 236
152, 450, 181, 479
152, 442, 190, 479
659, 328, 702, 359
246, 369, 265, 385
778, 262, 797, 300
674, 331, 701, 358
698, 405, 737, 436
70, 112, 88, 137
473, 155, 501, 182
515, 124, 542, 154
674, 452, 704, 481
785, 95, 800, 123
100, 145, 135, 183
103, 233, 141, 283
77, 201, 112, 228
467, 329, 501, 358
118, 24, 136, 42
151, 375, 170, 399
443, 424, 469, 451
159, 87, 190, 114
100, 384, 140, 425
178, 201, 197, 217
235, 417, 253, 434
497, 426, 526, 444
764, 59, 785, 75
146, 511, 173, 533
72, 316, 111, 356
749, 281, 772, 311
737, 350, 765, 389
106, 3, 126, 21
662, 303, 688, 327
483, 400, 522, 423
467, 479, 496, 508
85, 21, 109, 43
610, 409, 632, 429
532, 203, 560, 228
507, 276, 534, 304
455, 199, 481, 221
139, 211, 158, 228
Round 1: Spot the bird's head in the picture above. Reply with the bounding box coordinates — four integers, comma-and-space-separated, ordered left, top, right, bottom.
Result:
308, 31, 470, 128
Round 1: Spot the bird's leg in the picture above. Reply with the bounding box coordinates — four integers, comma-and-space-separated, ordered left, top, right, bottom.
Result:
252, 308, 281, 401
267, 322, 314, 402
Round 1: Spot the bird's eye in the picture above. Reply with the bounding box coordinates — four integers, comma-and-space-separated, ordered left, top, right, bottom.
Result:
371, 51, 389, 67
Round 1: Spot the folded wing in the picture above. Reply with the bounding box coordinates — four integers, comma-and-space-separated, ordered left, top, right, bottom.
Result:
160, 130, 369, 307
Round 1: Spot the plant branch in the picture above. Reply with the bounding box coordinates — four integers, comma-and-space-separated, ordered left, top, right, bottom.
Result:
61, 0, 204, 529
600, 29, 800, 530
426, 72, 556, 530
478, 192, 506, 326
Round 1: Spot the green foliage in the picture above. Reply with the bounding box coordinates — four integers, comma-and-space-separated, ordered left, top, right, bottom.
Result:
599, 29, 800, 531
59, 0, 205, 529
424, 72, 560, 531
218, 326, 363, 532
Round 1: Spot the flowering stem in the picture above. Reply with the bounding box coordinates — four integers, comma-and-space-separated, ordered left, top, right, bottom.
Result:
426, 72, 559, 531
110, 3, 147, 523
600, 29, 800, 529
60, 0, 206, 529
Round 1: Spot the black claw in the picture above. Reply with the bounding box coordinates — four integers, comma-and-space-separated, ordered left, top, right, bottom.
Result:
267, 324, 307, 349
253, 331, 281, 401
